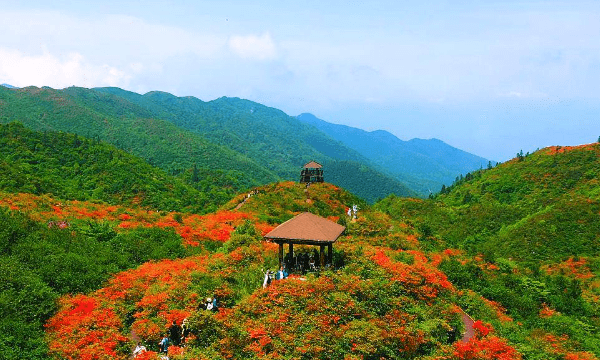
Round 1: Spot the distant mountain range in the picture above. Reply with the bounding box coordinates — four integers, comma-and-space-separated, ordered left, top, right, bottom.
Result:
1, 84, 16, 89
296, 113, 493, 195
0, 85, 492, 201
0, 86, 414, 202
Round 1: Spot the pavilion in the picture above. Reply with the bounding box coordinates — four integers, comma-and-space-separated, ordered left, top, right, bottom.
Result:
300, 161, 324, 183
264, 212, 346, 270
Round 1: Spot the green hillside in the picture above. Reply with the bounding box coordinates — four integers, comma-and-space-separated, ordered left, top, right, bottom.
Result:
376, 144, 600, 263
0, 86, 279, 195
0, 85, 413, 202
94, 87, 414, 201
376, 144, 600, 357
0, 122, 224, 212
0, 159, 598, 358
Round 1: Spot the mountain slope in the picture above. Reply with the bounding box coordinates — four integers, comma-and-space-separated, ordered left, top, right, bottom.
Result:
0, 122, 218, 212
0, 86, 279, 193
296, 112, 492, 196
378, 143, 600, 262
376, 143, 600, 358
94, 87, 415, 201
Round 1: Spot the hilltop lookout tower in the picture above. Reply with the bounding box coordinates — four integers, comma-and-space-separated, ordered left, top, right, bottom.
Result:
300, 161, 324, 183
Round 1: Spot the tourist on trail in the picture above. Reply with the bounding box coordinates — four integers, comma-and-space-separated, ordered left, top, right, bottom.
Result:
159, 333, 170, 355
168, 320, 181, 345
181, 318, 190, 344
276, 266, 288, 280
133, 342, 147, 358
211, 296, 218, 312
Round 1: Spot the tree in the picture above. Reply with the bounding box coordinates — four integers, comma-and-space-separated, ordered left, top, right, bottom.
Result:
192, 164, 199, 183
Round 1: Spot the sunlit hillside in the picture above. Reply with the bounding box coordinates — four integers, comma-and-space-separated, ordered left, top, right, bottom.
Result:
0, 129, 598, 359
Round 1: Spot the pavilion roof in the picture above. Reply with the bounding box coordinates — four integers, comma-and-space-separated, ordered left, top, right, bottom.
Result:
302, 161, 322, 169
264, 212, 345, 244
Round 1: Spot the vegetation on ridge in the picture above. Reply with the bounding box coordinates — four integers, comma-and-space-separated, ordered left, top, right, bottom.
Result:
376, 143, 600, 358
0, 87, 598, 359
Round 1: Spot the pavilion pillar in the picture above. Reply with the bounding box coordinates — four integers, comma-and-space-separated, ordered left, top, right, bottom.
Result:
288, 243, 294, 259
278, 243, 284, 269
328, 244, 333, 266
320, 245, 325, 268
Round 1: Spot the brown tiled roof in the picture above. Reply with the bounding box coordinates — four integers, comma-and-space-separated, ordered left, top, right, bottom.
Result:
303, 161, 322, 169
264, 212, 345, 244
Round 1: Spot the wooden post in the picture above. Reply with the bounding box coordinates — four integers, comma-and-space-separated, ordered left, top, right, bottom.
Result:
320, 245, 325, 268
278, 243, 284, 270
328, 244, 333, 266
288, 243, 294, 271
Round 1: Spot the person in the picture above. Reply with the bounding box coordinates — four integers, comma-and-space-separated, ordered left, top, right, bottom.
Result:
211, 296, 218, 312
276, 266, 288, 280
159, 333, 170, 355
133, 342, 147, 358
284, 252, 293, 271
168, 320, 181, 345
302, 253, 309, 274
205, 297, 214, 311
181, 318, 190, 344
309, 254, 316, 271
262, 269, 273, 288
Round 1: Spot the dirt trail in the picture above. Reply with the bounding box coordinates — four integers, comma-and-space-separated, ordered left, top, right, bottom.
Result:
235, 194, 251, 210
459, 308, 475, 343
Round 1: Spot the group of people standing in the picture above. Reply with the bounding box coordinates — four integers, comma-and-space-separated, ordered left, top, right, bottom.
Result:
133, 296, 219, 358
262, 266, 289, 288
284, 249, 319, 274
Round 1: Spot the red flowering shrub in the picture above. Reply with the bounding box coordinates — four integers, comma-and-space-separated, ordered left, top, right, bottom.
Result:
45, 295, 129, 360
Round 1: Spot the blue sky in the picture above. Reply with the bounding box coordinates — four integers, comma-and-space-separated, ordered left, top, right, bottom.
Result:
1, 0, 599, 161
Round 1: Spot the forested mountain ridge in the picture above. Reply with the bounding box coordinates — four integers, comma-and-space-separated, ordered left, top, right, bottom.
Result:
296, 113, 494, 196
94, 87, 415, 201
0, 85, 278, 194
296, 112, 493, 196
0, 85, 413, 202
376, 143, 600, 262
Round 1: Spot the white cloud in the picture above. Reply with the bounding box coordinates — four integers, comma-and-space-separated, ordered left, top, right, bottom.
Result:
0, 47, 130, 88
228, 33, 277, 61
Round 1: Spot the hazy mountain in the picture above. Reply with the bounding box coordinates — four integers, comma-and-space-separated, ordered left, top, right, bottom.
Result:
296, 113, 493, 196
1, 83, 16, 89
